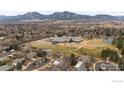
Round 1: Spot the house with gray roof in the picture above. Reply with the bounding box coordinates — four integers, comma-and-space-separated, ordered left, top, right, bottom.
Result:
12, 58, 25, 67
94, 61, 119, 71
43, 49, 52, 56
51, 36, 82, 44
74, 55, 94, 71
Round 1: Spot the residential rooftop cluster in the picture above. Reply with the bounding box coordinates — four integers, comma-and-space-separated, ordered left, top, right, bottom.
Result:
0, 21, 124, 71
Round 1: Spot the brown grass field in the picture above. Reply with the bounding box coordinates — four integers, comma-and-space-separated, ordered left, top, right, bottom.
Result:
30, 38, 116, 58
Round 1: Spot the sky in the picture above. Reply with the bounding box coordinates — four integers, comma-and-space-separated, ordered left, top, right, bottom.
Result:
0, 0, 124, 15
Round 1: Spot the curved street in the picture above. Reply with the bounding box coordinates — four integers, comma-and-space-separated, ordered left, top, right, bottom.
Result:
23, 58, 52, 71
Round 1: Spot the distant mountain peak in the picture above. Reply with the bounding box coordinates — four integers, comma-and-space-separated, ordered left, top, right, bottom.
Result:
25, 11, 41, 15
0, 11, 124, 22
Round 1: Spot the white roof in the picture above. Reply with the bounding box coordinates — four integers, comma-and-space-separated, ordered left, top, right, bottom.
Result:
74, 62, 83, 68
0, 37, 4, 40
53, 60, 60, 65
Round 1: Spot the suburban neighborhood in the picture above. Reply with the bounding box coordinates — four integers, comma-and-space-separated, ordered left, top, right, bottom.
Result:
0, 11, 124, 71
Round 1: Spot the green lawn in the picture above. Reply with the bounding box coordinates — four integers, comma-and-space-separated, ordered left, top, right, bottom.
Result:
31, 43, 76, 55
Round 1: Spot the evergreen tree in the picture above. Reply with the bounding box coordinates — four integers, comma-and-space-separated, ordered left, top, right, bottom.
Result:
70, 53, 77, 66
101, 48, 119, 62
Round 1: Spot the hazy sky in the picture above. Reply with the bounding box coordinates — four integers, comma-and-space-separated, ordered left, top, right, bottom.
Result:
0, 0, 124, 15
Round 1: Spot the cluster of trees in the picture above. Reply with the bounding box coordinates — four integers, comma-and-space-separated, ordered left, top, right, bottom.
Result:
101, 50, 124, 70
112, 36, 124, 71
112, 37, 124, 57
121, 48, 124, 57
5, 43, 21, 52
69, 53, 95, 71
0, 61, 6, 66
35, 49, 47, 57
112, 37, 124, 49
101, 48, 119, 62
118, 58, 124, 71
70, 54, 78, 66
16, 63, 22, 70
1, 22, 124, 45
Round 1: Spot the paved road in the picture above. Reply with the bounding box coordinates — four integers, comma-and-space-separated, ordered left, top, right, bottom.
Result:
23, 59, 50, 71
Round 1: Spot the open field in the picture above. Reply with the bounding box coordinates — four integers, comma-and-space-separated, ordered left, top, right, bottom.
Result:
30, 38, 116, 58
30, 38, 76, 55
57, 41, 85, 49
83, 38, 115, 49
74, 38, 116, 58
55, 38, 115, 49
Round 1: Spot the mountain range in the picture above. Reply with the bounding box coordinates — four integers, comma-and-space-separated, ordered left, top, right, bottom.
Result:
0, 11, 124, 22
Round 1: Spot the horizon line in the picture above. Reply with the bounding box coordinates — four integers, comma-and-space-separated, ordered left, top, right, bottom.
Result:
1, 11, 124, 16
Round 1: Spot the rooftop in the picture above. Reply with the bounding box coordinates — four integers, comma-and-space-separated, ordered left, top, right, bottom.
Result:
74, 61, 88, 71
95, 61, 119, 71
13, 58, 25, 64
51, 36, 82, 43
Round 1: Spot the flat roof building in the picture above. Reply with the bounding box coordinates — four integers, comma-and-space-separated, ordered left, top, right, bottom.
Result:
51, 36, 82, 44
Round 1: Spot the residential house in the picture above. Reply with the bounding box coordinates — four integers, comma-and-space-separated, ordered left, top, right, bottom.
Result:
12, 58, 25, 70
74, 61, 87, 71
51, 36, 82, 44
53, 60, 60, 66
43, 49, 52, 56
95, 61, 119, 71
74, 55, 94, 71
